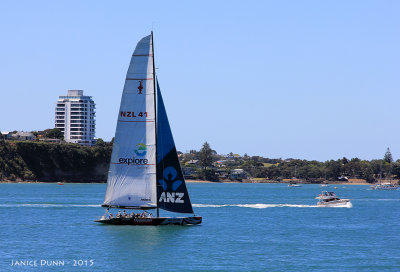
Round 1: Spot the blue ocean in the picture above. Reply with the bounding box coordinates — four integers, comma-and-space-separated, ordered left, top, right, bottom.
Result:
0, 183, 399, 271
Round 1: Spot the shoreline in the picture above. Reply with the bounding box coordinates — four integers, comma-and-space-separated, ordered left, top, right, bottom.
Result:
0, 179, 374, 185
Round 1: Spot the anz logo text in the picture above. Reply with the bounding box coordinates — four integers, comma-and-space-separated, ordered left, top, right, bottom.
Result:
159, 192, 184, 203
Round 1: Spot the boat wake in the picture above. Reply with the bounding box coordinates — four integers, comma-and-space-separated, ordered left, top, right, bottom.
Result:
358, 198, 400, 201
0, 203, 352, 209
193, 203, 352, 208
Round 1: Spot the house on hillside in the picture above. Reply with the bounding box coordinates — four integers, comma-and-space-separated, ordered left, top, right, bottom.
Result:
216, 169, 228, 179
213, 160, 226, 168
10, 132, 36, 141
230, 169, 248, 180
0, 131, 13, 140
182, 167, 198, 179
186, 160, 199, 166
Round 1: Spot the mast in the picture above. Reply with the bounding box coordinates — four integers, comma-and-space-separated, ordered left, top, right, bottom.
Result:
151, 31, 159, 218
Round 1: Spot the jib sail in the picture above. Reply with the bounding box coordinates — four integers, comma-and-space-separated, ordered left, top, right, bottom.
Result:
156, 80, 194, 214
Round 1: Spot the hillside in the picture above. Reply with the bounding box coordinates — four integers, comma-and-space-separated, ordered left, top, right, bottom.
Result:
0, 141, 112, 182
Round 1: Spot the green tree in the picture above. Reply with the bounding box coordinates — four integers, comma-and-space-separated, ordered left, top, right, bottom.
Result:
199, 168, 219, 182
43, 128, 64, 140
391, 160, 400, 179
324, 160, 342, 179
384, 147, 393, 163
198, 142, 214, 171
346, 158, 362, 178
95, 138, 105, 146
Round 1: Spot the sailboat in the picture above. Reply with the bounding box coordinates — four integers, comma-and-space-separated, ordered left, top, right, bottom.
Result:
371, 162, 398, 190
288, 165, 302, 187
95, 33, 202, 225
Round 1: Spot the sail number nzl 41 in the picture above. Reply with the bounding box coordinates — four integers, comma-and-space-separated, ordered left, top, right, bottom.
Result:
120, 111, 148, 118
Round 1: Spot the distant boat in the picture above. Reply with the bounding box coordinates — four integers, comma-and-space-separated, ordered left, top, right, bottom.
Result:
320, 184, 329, 187
95, 33, 201, 226
371, 182, 398, 190
371, 162, 398, 190
315, 191, 351, 207
57, 182, 64, 185
288, 165, 302, 187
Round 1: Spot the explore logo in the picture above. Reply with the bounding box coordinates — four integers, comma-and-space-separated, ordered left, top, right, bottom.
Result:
158, 166, 184, 203
118, 157, 148, 165
134, 143, 147, 157
118, 144, 148, 165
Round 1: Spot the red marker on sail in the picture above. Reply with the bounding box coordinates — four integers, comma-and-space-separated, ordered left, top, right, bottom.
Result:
138, 80, 144, 94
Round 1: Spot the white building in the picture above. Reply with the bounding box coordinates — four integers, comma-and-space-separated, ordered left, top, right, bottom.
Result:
11, 131, 36, 141
55, 90, 96, 146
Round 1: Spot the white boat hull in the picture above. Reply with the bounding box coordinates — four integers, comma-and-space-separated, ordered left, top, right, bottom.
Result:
317, 199, 352, 207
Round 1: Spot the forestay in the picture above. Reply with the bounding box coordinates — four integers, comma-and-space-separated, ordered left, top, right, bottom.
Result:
103, 35, 157, 209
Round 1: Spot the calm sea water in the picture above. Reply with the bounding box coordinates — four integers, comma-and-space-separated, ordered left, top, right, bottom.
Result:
0, 183, 399, 272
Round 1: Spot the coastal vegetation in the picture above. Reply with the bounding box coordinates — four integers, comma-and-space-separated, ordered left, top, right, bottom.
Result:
0, 140, 111, 182
0, 139, 398, 183
180, 143, 400, 183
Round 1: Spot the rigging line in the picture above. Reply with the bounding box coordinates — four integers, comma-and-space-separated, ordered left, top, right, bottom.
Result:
151, 32, 160, 218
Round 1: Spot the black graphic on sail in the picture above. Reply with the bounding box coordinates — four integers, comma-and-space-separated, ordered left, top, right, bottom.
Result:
156, 81, 193, 214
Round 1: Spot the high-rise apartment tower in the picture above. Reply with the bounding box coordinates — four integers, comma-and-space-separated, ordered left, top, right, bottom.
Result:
55, 90, 96, 146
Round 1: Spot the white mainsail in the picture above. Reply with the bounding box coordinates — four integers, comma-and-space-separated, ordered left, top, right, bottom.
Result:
103, 35, 157, 208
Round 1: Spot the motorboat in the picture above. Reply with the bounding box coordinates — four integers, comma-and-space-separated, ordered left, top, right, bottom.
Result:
315, 191, 351, 207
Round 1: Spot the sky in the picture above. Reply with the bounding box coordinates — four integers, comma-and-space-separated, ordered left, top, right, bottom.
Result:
0, 1, 399, 161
